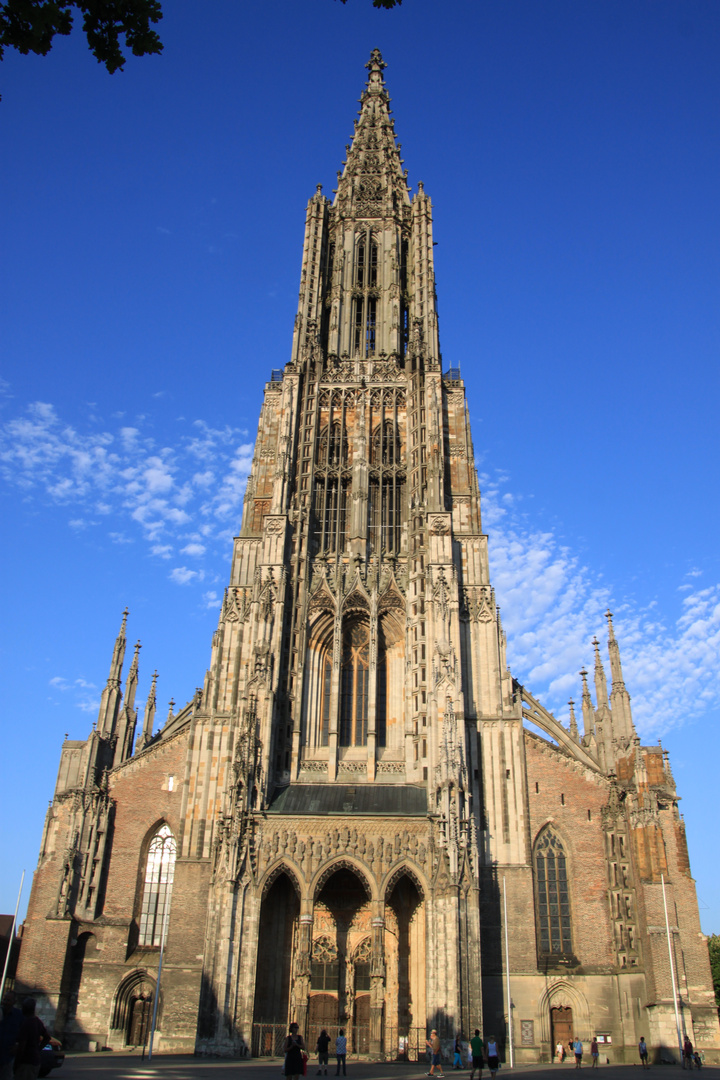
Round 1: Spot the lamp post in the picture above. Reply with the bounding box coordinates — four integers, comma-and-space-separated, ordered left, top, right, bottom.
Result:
503, 876, 514, 1069
0, 871, 24, 1004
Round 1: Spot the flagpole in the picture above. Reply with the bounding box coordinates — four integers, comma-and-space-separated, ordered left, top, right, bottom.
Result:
503, 876, 514, 1069
0, 870, 25, 1004
661, 874, 683, 1064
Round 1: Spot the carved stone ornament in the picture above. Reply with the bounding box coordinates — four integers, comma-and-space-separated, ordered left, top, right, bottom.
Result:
428, 515, 450, 535
265, 517, 285, 536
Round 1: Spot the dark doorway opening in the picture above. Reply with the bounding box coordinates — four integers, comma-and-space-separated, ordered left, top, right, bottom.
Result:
253, 872, 300, 1027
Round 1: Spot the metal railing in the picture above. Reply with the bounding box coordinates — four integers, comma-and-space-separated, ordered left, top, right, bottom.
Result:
252, 1023, 430, 1060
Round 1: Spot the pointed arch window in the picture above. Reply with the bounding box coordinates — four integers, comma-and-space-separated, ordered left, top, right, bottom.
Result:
376, 645, 387, 748
368, 476, 403, 555
320, 653, 332, 747
317, 423, 347, 469
534, 828, 573, 957
138, 824, 176, 947
353, 231, 378, 357
340, 622, 370, 747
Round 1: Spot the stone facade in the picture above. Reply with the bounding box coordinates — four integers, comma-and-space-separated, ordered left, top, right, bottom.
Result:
15, 51, 719, 1065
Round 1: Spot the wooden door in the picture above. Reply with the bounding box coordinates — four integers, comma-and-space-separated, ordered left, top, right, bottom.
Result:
353, 995, 370, 1053
128, 997, 152, 1046
551, 1007, 573, 1054
309, 993, 338, 1046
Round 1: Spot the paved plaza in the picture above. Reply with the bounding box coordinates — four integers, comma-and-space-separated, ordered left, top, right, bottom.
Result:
57, 1055, 720, 1080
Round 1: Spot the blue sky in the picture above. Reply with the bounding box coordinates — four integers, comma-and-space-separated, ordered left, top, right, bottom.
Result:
1, 1, 719, 934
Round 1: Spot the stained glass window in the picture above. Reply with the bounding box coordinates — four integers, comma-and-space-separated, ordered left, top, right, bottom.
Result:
138, 824, 176, 947
534, 829, 572, 956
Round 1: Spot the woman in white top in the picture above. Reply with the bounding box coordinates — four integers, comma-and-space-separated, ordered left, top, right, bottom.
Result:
486, 1037, 499, 1078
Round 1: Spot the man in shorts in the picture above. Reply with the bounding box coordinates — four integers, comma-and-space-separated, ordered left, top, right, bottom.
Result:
639, 1037, 649, 1069
470, 1030, 484, 1080
427, 1030, 444, 1077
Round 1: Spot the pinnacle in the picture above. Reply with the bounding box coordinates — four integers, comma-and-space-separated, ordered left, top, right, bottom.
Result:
332, 51, 411, 212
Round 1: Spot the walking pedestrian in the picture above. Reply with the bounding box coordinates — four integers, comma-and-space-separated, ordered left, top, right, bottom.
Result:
335, 1029, 347, 1077
590, 1038, 599, 1068
573, 1038, 583, 1069
426, 1029, 444, 1077
453, 1034, 463, 1070
469, 1030, 484, 1080
683, 1038, 693, 1070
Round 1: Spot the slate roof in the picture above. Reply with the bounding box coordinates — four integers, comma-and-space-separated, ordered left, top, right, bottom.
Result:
266, 783, 428, 817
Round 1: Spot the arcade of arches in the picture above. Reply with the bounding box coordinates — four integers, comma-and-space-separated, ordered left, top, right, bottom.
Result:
253, 866, 425, 1055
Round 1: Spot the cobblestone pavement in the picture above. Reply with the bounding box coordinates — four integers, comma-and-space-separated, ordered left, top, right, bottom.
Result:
57, 1055, 720, 1080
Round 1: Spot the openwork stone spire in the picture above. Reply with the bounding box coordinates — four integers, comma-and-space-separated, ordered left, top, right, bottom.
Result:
334, 48, 410, 215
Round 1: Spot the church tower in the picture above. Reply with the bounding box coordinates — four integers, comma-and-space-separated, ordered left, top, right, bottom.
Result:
15, 52, 719, 1065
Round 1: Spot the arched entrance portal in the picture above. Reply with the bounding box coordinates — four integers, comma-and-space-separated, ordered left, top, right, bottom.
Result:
309, 867, 372, 1054
253, 872, 301, 1034
385, 874, 425, 1057
109, 970, 157, 1049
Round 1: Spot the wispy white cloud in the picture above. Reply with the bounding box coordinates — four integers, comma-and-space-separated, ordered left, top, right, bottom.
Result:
482, 473, 720, 738
48, 675, 100, 715
0, 401, 253, 559
4, 401, 719, 738
169, 566, 205, 585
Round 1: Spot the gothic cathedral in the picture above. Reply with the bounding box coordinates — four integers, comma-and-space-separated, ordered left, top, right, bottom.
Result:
16, 51, 719, 1065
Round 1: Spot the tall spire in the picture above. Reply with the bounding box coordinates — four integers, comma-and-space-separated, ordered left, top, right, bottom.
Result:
136, 669, 158, 753
606, 610, 634, 738
96, 608, 128, 737
580, 669, 595, 739
592, 636, 609, 711
333, 48, 410, 212
568, 699, 579, 743
114, 641, 141, 766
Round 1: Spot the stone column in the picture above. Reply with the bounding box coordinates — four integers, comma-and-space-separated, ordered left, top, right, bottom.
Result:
296, 910, 314, 1038
370, 912, 386, 1057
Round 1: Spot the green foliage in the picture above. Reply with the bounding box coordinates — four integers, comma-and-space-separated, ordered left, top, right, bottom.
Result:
0, 0, 163, 75
709, 934, 720, 1013
338, 0, 401, 8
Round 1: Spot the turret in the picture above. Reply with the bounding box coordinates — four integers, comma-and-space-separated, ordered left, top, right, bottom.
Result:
593, 635, 615, 770
136, 670, 158, 753
96, 608, 128, 737
113, 641, 140, 766
606, 610, 634, 739
580, 669, 595, 738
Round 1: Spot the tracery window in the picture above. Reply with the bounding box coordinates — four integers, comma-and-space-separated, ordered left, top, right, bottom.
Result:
138, 824, 176, 947
534, 828, 572, 957
311, 936, 339, 990
368, 477, 403, 555
372, 421, 401, 466
376, 646, 387, 748
320, 653, 332, 747
314, 477, 348, 554
340, 622, 370, 747
353, 231, 378, 357
317, 423, 348, 469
